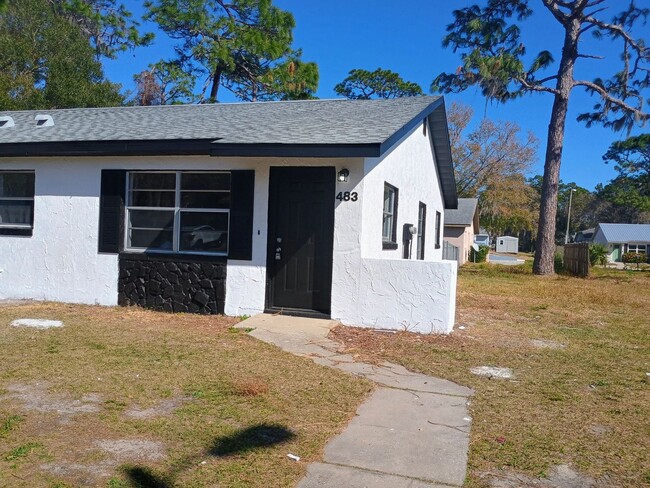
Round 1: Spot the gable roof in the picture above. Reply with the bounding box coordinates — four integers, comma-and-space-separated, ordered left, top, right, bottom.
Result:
0, 96, 458, 209
444, 198, 478, 226
595, 223, 650, 243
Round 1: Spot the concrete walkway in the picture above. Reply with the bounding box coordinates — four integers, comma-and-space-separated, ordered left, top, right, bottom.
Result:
237, 314, 473, 487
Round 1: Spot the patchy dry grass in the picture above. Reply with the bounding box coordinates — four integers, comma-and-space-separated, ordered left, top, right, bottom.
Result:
0, 303, 372, 487
331, 264, 650, 488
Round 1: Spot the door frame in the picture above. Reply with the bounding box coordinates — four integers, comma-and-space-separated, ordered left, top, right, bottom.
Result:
264, 166, 335, 318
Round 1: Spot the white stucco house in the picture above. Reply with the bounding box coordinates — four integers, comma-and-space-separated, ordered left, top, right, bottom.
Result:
0, 96, 459, 333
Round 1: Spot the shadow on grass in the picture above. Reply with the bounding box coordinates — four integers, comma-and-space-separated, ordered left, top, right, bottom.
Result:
210, 423, 295, 457
123, 466, 170, 488
122, 424, 295, 486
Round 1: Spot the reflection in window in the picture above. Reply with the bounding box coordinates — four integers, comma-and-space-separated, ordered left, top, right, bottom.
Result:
126, 171, 230, 254
0, 172, 35, 229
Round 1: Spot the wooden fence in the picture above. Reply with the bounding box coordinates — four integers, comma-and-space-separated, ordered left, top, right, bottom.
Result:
564, 243, 590, 277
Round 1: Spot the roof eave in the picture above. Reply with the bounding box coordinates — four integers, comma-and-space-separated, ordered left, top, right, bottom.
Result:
0, 140, 382, 158
375, 97, 458, 210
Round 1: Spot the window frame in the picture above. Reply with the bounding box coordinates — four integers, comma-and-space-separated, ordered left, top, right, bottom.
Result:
435, 211, 441, 249
382, 182, 399, 250
124, 170, 231, 256
417, 202, 426, 260
627, 243, 647, 254
0, 170, 35, 236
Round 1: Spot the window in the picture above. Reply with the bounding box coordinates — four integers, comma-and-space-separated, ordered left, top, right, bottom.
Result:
435, 211, 441, 249
627, 244, 646, 254
417, 202, 426, 260
126, 171, 230, 254
382, 183, 398, 249
0, 171, 35, 234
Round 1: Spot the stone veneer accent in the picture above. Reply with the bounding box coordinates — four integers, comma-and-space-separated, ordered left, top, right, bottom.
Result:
118, 254, 226, 314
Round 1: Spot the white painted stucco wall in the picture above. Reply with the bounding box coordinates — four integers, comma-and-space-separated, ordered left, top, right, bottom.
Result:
362, 120, 445, 261
331, 122, 457, 333
0, 160, 118, 305
0, 156, 362, 316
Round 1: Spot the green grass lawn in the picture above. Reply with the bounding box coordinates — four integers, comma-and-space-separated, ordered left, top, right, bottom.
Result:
0, 304, 372, 488
332, 264, 650, 487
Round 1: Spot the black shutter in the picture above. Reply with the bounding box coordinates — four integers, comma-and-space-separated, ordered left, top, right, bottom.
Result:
229, 170, 255, 260
98, 170, 126, 254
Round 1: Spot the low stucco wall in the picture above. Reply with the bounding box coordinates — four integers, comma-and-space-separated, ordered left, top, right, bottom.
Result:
333, 257, 457, 334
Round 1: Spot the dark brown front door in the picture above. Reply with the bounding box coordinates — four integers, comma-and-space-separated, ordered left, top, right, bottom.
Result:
266, 167, 335, 315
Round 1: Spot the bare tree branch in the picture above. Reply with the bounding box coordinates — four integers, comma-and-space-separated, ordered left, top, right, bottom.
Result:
577, 53, 605, 59
516, 77, 560, 95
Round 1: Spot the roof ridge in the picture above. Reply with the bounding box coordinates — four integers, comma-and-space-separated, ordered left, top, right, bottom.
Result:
0, 95, 440, 116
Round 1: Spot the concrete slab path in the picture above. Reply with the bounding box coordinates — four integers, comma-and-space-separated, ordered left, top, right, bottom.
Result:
237, 314, 473, 487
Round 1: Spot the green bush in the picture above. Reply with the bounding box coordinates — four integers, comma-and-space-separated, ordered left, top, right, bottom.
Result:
554, 252, 564, 273
622, 252, 646, 269
589, 243, 609, 266
470, 245, 490, 263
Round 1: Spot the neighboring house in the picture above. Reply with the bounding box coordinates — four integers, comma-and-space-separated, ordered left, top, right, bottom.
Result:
443, 197, 479, 265
0, 96, 459, 333
495, 236, 519, 254
592, 223, 650, 262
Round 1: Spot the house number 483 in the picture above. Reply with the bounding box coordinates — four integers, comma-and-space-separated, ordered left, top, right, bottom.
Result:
336, 191, 358, 202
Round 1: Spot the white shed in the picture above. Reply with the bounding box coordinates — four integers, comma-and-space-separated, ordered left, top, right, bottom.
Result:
496, 236, 518, 254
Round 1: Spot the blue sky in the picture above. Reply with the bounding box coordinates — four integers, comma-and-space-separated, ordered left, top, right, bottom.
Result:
103, 1, 649, 191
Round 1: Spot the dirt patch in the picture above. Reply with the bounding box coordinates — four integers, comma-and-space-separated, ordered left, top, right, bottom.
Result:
124, 397, 192, 419
531, 339, 566, 350
96, 438, 166, 461
40, 438, 165, 484
0, 382, 101, 418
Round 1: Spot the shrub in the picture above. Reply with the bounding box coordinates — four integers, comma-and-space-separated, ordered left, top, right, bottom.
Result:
554, 252, 564, 273
470, 245, 490, 263
589, 243, 609, 266
622, 252, 646, 270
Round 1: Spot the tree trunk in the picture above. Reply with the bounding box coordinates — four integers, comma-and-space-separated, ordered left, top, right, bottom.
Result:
533, 19, 580, 275
209, 67, 222, 102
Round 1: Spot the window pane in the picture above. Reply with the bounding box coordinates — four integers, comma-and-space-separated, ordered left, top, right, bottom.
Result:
129, 190, 175, 208
180, 191, 230, 209
0, 173, 34, 198
383, 187, 394, 213
128, 209, 174, 229
0, 200, 33, 226
130, 229, 174, 250
382, 214, 392, 240
130, 173, 175, 190
179, 211, 228, 253
181, 173, 230, 191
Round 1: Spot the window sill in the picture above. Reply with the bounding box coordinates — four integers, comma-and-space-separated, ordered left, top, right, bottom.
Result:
119, 251, 228, 263
382, 241, 398, 250
0, 227, 33, 237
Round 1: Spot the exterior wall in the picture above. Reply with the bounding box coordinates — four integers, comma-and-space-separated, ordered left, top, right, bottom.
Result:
0, 160, 119, 305
496, 237, 518, 254
361, 122, 445, 261
119, 254, 226, 314
444, 225, 473, 265
331, 124, 457, 333
0, 156, 362, 316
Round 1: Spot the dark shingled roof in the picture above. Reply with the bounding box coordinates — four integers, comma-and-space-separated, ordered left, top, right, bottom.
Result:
444, 198, 478, 226
0, 96, 458, 208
